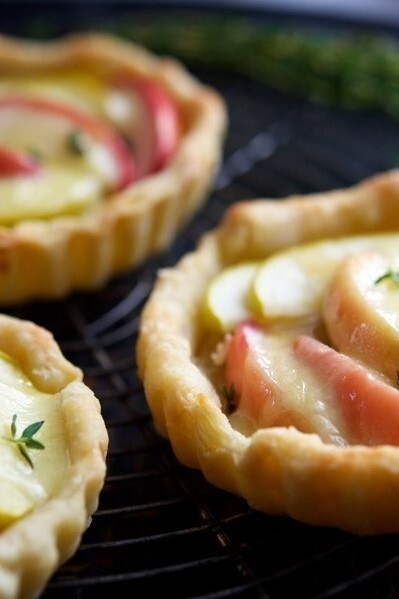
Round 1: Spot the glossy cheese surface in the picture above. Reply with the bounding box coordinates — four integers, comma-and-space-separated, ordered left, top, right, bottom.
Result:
0, 70, 136, 223
0, 351, 68, 529
206, 232, 399, 447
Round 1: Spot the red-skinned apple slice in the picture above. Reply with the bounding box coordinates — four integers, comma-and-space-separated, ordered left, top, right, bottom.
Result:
0, 95, 136, 190
0, 146, 40, 177
112, 76, 180, 177
224, 321, 343, 441
323, 251, 399, 384
293, 335, 399, 446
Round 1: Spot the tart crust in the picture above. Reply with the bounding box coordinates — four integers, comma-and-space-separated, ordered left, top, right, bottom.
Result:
137, 170, 399, 534
0, 33, 226, 305
0, 314, 108, 599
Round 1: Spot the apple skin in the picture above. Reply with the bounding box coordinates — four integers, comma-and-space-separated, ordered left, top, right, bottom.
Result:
225, 322, 399, 446
0, 146, 40, 177
224, 321, 313, 432
0, 95, 136, 190
323, 251, 399, 384
112, 76, 180, 177
293, 334, 399, 446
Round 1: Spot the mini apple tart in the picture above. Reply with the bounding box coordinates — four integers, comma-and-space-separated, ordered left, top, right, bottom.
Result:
138, 170, 399, 534
0, 314, 108, 598
0, 33, 226, 304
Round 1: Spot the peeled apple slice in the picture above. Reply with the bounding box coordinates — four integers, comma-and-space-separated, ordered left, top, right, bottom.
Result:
202, 262, 259, 332
249, 234, 399, 322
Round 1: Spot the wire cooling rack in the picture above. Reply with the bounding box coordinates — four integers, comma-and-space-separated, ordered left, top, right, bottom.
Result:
4, 7, 399, 599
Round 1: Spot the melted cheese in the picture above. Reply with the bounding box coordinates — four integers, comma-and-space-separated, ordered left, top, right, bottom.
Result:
0, 70, 129, 223
0, 70, 107, 114
0, 352, 68, 529
0, 165, 101, 223
209, 233, 399, 446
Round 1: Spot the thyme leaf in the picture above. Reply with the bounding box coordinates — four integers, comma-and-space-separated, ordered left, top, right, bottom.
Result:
67, 129, 86, 156
27, 147, 43, 161
375, 270, 399, 287
4, 414, 45, 468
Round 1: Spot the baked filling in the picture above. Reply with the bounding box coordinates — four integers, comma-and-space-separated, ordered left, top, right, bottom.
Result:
0, 68, 180, 223
0, 34, 226, 305
204, 233, 399, 446
0, 314, 107, 599
0, 350, 68, 529
137, 171, 399, 534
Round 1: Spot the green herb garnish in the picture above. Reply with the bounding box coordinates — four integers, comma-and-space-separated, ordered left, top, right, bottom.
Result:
67, 129, 85, 156
375, 270, 399, 287
4, 414, 45, 468
27, 147, 43, 161
222, 384, 237, 414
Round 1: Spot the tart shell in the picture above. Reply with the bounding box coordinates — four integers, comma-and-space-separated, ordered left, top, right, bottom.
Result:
0, 33, 226, 305
0, 314, 108, 599
137, 170, 399, 534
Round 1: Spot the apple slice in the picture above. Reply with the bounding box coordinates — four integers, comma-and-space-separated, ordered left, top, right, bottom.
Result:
0, 164, 102, 224
202, 262, 259, 332
323, 251, 399, 384
293, 335, 399, 446
224, 322, 346, 443
110, 76, 180, 177
224, 321, 296, 428
0, 146, 40, 177
249, 235, 399, 323
0, 94, 136, 191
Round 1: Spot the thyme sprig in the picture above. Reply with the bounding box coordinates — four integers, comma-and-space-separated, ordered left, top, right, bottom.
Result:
115, 16, 399, 117
375, 270, 399, 287
4, 414, 45, 468
23, 15, 399, 121
67, 129, 86, 157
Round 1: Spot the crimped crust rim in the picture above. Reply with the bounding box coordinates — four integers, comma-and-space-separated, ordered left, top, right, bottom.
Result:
0, 32, 226, 304
137, 170, 399, 534
0, 314, 108, 599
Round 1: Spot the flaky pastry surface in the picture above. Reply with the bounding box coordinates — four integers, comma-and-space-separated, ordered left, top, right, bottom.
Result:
137, 170, 399, 534
0, 33, 226, 305
0, 314, 108, 599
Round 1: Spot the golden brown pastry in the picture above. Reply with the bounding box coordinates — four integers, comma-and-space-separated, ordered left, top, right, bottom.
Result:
137, 170, 399, 535
0, 32, 226, 304
0, 314, 108, 598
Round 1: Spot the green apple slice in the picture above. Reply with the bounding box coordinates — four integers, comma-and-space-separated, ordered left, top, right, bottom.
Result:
249, 234, 399, 322
0, 164, 101, 224
202, 262, 259, 332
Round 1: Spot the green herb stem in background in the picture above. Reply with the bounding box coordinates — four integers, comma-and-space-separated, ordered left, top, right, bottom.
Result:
22, 13, 399, 120
115, 16, 399, 117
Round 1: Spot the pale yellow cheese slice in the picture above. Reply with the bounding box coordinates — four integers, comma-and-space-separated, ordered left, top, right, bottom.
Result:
0, 351, 68, 529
